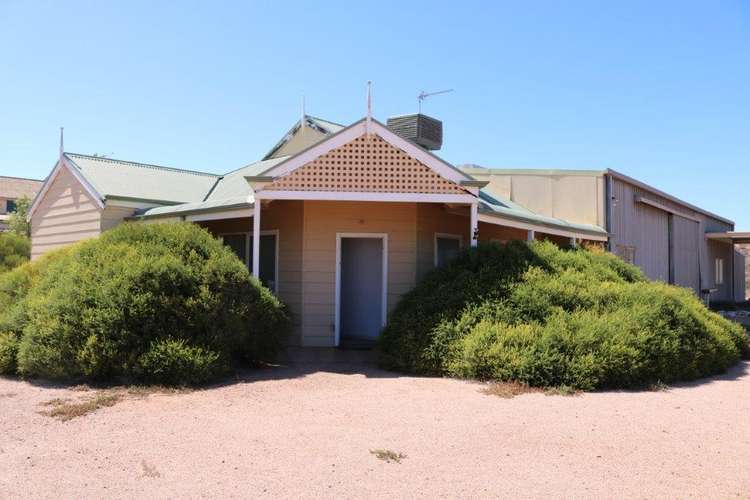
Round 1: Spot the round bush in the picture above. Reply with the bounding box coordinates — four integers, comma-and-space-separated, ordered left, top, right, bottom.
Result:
0, 222, 288, 384
0, 332, 18, 374
379, 241, 749, 390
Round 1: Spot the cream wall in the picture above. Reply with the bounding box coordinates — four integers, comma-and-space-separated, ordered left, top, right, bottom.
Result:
31, 166, 103, 259
416, 203, 470, 281
300, 201, 418, 346
465, 170, 605, 227
270, 128, 327, 159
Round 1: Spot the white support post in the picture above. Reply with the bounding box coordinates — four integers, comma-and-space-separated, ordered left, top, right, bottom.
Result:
470, 202, 478, 247
570, 237, 577, 248
252, 203, 261, 278
527, 229, 535, 242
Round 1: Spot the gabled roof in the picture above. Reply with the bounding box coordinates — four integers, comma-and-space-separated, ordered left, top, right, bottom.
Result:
65, 153, 220, 204
262, 115, 345, 160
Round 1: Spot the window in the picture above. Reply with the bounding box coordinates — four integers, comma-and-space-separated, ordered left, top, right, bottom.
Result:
435, 233, 462, 268
5, 199, 16, 213
715, 258, 724, 286
220, 231, 279, 293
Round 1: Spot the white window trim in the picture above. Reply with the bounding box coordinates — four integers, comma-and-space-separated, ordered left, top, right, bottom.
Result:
715, 258, 725, 286
434, 232, 463, 267
334, 232, 389, 347
218, 229, 280, 294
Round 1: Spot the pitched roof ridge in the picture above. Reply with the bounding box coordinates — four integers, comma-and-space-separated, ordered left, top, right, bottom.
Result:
65, 152, 220, 177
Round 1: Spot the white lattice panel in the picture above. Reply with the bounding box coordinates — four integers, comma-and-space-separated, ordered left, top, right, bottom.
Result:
266, 135, 466, 194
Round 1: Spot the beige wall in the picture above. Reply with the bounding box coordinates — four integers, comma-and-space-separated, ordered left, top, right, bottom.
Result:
300, 201, 417, 346
416, 204, 470, 281
466, 170, 605, 227
31, 166, 102, 259
270, 128, 327, 159
101, 205, 136, 231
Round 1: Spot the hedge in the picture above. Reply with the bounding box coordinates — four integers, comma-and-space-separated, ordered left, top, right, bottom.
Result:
378, 241, 749, 390
0, 222, 289, 385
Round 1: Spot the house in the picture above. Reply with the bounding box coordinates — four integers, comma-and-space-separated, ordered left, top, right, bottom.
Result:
0, 176, 43, 231
28, 112, 743, 346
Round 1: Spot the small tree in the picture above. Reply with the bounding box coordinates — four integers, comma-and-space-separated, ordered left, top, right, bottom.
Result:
7, 196, 31, 237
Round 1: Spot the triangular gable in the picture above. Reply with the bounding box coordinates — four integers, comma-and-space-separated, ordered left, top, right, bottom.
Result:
28, 155, 105, 220
254, 119, 478, 197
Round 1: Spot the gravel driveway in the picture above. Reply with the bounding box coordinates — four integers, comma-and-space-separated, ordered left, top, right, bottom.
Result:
1, 350, 749, 499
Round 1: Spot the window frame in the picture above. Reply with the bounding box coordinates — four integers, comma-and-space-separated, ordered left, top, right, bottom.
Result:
219, 229, 280, 294
434, 232, 463, 267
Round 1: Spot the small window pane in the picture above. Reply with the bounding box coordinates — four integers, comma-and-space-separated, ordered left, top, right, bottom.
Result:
6, 200, 16, 213
436, 237, 460, 268
715, 258, 724, 285
249, 234, 277, 291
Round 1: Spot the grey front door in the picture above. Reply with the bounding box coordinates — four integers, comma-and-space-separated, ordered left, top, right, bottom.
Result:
340, 237, 383, 341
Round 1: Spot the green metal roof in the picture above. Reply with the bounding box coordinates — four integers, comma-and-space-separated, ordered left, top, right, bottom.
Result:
65, 153, 219, 204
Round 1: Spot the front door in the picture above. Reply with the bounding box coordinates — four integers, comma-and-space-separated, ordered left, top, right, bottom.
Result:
340, 237, 384, 342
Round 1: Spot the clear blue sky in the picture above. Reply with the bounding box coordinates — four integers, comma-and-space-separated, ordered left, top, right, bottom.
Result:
2, 1, 748, 227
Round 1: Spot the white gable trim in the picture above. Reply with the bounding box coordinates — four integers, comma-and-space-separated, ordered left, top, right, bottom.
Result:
28, 156, 105, 220
255, 190, 477, 204
257, 118, 475, 194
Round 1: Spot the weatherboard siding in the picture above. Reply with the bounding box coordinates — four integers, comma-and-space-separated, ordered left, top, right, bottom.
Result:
300, 201, 417, 347
416, 203, 469, 280
101, 205, 136, 231
31, 166, 102, 259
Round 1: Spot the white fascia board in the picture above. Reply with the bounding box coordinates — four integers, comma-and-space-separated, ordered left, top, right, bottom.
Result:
184, 208, 253, 222
255, 190, 477, 204
478, 213, 608, 242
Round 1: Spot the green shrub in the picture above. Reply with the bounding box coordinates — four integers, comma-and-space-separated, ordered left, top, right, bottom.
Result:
379, 241, 749, 390
0, 331, 19, 374
136, 338, 223, 386
1, 222, 288, 384
0, 232, 30, 273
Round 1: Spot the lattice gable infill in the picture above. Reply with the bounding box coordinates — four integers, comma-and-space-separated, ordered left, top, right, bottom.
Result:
264, 134, 467, 194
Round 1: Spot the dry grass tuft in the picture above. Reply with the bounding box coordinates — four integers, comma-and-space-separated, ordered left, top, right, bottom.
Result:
481, 381, 542, 399
649, 380, 670, 392
38, 385, 189, 422
544, 385, 581, 397
41, 392, 123, 421
370, 449, 406, 463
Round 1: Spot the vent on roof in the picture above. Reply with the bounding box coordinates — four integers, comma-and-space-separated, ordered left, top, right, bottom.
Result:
386, 114, 443, 151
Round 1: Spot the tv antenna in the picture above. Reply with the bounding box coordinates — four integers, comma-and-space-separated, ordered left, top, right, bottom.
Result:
418, 88, 453, 113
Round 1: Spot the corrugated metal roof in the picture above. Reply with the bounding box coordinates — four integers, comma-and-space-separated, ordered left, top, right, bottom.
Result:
136, 196, 251, 218
205, 157, 288, 202
65, 153, 220, 204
